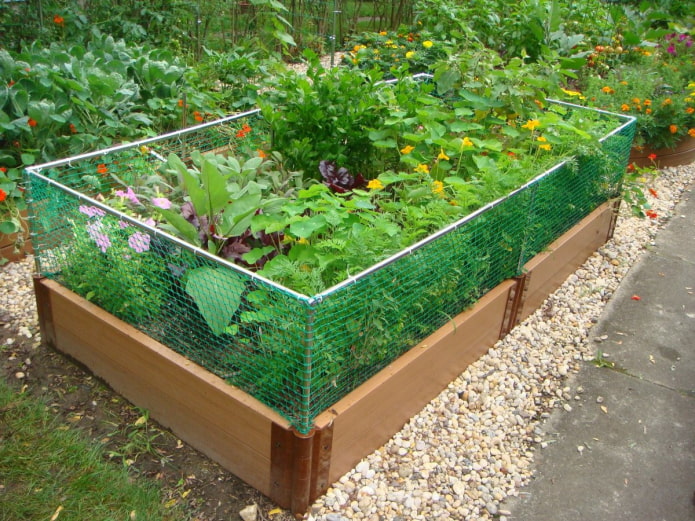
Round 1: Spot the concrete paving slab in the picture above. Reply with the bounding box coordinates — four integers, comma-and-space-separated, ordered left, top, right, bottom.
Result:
502, 365, 695, 521
593, 253, 695, 394
654, 190, 695, 261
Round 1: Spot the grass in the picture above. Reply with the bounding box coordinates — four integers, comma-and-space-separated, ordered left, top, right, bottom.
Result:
0, 379, 187, 521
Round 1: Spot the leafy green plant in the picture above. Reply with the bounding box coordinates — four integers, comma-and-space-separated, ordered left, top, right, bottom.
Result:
59, 207, 168, 325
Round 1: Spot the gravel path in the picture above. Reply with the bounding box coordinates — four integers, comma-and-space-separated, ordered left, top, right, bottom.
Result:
2, 163, 693, 521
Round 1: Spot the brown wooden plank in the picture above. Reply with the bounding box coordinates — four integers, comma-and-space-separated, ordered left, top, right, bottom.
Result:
518, 202, 614, 323
317, 279, 515, 484
39, 278, 288, 496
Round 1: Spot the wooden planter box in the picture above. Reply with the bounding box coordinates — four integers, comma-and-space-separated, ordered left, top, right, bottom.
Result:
34, 200, 617, 515
629, 135, 695, 168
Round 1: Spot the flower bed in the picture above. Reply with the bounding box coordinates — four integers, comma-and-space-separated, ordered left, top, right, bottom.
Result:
25, 77, 635, 435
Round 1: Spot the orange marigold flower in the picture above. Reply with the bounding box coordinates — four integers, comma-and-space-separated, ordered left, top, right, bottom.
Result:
632, 97, 640, 105
53, 14, 64, 26
28, 118, 37, 127
686, 107, 695, 114
257, 149, 267, 158
177, 99, 184, 107
621, 104, 630, 111
646, 108, 652, 115
689, 128, 695, 137
601, 86, 614, 94
662, 98, 672, 106
643, 99, 651, 106
97, 163, 108, 174
669, 124, 678, 134
193, 111, 203, 123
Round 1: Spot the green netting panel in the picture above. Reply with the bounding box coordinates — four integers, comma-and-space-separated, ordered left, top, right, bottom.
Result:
518, 118, 636, 266
25, 108, 636, 434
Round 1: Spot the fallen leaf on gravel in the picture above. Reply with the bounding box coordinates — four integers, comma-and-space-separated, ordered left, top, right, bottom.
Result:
649, 354, 655, 364
600, 405, 608, 414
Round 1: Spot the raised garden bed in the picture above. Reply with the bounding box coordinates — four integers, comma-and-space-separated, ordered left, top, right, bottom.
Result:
24, 85, 635, 513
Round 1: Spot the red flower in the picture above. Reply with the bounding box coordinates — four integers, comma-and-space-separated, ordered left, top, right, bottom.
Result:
69, 123, 77, 134
193, 111, 203, 123
648, 188, 658, 198
236, 124, 252, 138
7, 80, 14, 87
53, 14, 65, 26
0, 189, 7, 202
0, 167, 7, 173
647, 153, 657, 161
97, 163, 108, 175
28, 118, 37, 127
626, 163, 635, 172
645, 209, 658, 219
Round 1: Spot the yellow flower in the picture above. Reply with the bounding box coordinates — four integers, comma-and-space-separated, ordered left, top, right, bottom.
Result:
620, 81, 628, 86
405, 51, 415, 59
379, 31, 387, 36
643, 51, 652, 56
461, 136, 474, 148
669, 125, 678, 134
536, 135, 547, 142
437, 148, 450, 161
415, 163, 430, 174
297, 238, 310, 245
432, 180, 444, 195
422, 40, 433, 49
561, 88, 582, 97
539, 143, 552, 151
644, 99, 651, 106
621, 104, 630, 111
367, 179, 384, 190
632, 97, 640, 105
400, 145, 415, 154
601, 86, 614, 94
521, 119, 540, 131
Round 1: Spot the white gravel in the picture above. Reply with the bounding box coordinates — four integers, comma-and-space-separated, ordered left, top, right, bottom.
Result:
2, 162, 693, 521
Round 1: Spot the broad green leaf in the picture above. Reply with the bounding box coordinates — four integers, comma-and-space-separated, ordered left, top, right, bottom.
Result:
242, 246, 275, 265
290, 215, 327, 239
200, 157, 230, 215
185, 267, 245, 336
158, 209, 201, 246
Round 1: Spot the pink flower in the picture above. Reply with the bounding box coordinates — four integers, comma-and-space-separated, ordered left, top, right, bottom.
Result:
152, 197, 172, 210
114, 187, 141, 205
128, 231, 151, 253
78, 205, 106, 218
